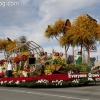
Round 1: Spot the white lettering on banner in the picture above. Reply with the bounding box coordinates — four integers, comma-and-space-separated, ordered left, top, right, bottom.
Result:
88, 73, 99, 78
68, 74, 87, 78
68, 73, 100, 78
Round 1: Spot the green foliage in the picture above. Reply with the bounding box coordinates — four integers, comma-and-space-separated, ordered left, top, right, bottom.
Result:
68, 63, 76, 68
50, 58, 67, 67
79, 78, 89, 85
29, 71, 39, 76
45, 65, 54, 72
77, 62, 89, 72
90, 69, 100, 74
0, 77, 99, 88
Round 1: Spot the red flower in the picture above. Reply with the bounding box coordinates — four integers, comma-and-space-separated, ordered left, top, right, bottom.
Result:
31, 54, 34, 57
0, 59, 6, 65
21, 55, 27, 61
13, 56, 20, 63
0, 74, 70, 82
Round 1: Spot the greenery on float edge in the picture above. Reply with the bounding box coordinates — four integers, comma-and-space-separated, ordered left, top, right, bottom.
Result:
0, 78, 99, 88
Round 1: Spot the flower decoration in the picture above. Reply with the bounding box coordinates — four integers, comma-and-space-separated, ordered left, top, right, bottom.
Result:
0, 59, 6, 65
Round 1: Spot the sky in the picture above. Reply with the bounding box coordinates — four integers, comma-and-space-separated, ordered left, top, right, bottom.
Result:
0, 0, 100, 61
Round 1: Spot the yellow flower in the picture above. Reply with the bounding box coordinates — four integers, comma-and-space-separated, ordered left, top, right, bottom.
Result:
18, 70, 22, 75
2, 65, 5, 70
38, 56, 40, 58
12, 71, 18, 75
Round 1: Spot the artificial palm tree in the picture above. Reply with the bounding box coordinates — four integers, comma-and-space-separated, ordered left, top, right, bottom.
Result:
44, 19, 71, 59
66, 14, 99, 63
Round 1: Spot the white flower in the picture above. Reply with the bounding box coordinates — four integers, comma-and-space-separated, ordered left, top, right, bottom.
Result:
41, 79, 43, 82
95, 78, 100, 82
15, 81, 20, 84
22, 80, 25, 82
88, 78, 93, 81
56, 80, 58, 82
76, 79, 79, 83
0, 81, 3, 85
59, 80, 63, 82
72, 80, 75, 83
4, 81, 7, 83
9, 80, 13, 84
36, 79, 49, 84
36, 80, 41, 83
72, 79, 79, 84
52, 81, 54, 83
60, 83, 62, 86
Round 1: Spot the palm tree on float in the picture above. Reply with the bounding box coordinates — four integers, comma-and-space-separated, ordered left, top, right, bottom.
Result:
44, 19, 71, 60
66, 14, 100, 63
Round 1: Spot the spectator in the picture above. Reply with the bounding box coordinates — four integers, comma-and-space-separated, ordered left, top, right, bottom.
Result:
67, 55, 73, 64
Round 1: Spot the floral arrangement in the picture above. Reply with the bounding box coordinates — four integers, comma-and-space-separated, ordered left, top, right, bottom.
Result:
13, 56, 21, 63
0, 74, 100, 88
0, 59, 6, 65
12, 70, 23, 76
44, 65, 54, 75
13, 55, 28, 63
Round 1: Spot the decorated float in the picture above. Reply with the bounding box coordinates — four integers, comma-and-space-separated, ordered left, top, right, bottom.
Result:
0, 36, 100, 87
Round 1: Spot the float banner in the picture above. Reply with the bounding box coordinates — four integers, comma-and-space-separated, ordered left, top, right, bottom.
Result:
68, 73, 100, 79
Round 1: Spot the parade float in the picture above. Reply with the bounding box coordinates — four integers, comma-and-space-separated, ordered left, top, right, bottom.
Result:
0, 36, 100, 88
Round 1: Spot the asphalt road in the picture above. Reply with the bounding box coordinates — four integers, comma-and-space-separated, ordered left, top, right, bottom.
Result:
0, 83, 100, 100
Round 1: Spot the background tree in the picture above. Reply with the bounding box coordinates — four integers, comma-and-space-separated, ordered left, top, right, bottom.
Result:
44, 19, 71, 59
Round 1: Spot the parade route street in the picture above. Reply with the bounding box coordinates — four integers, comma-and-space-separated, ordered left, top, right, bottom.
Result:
0, 84, 100, 100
